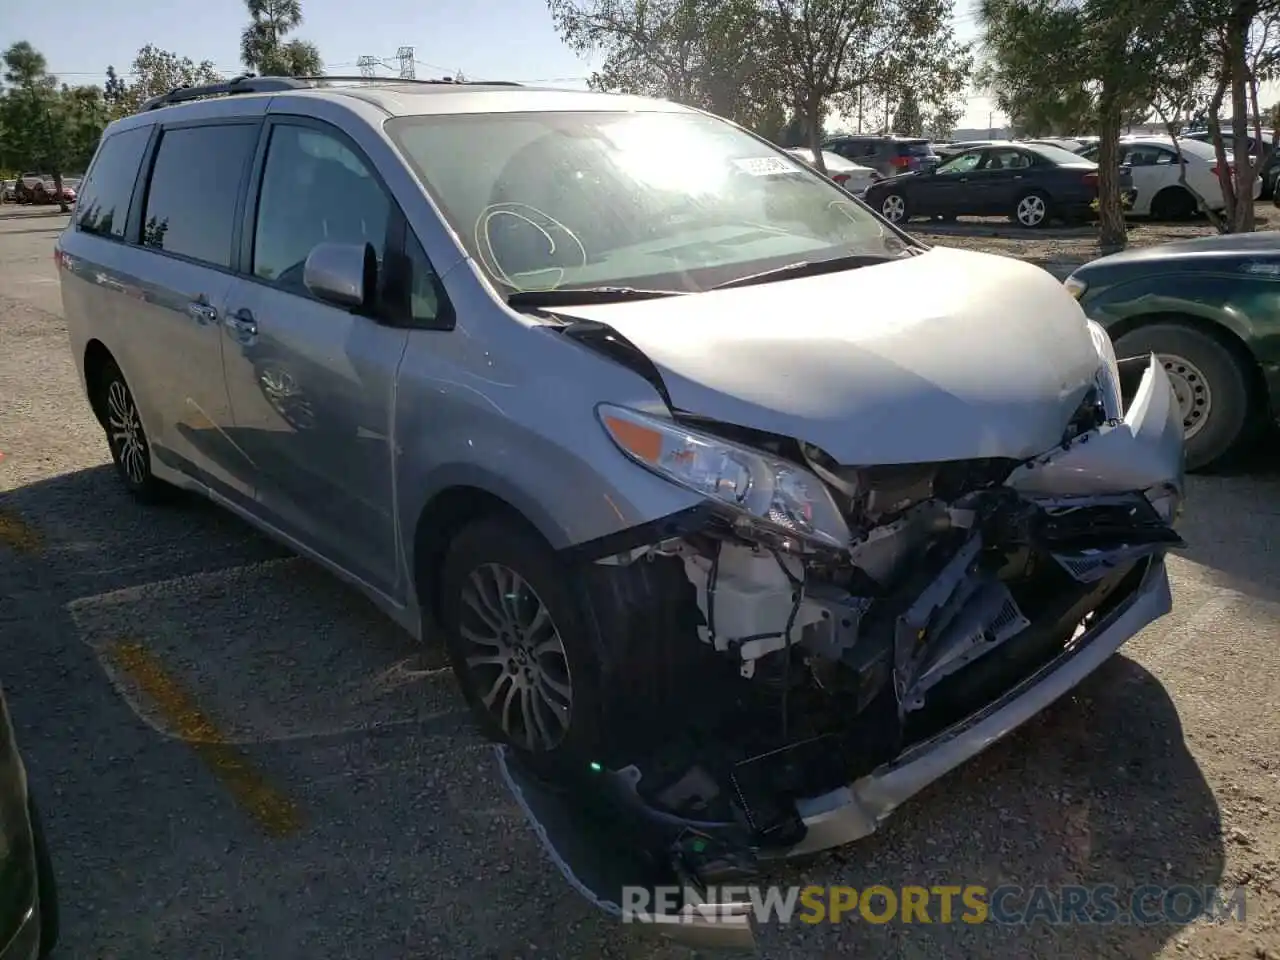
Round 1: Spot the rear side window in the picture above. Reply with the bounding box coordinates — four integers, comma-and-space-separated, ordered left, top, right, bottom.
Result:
141, 123, 258, 269
898, 141, 935, 157
75, 126, 151, 239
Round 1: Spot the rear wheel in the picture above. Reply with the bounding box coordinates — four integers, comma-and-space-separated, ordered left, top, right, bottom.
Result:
1150, 186, 1198, 221
1113, 322, 1256, 470
94, 358, 168, 502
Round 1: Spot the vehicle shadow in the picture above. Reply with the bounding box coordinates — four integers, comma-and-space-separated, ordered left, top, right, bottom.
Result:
1176, 430, 1280, 604
750, 655, 1225, 957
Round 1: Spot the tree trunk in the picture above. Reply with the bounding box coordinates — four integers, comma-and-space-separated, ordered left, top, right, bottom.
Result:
806, 98, 826, 174
1229, 5, 1255, 232
1207, 75, 1236, 229
1096, 101, 1127, 251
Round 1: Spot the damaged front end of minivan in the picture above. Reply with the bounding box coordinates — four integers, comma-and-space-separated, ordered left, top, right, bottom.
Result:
498, 332, 1184, 950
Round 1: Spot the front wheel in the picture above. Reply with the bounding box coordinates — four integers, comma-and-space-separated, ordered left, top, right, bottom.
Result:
440, 517, 601, 764
1113, 322, 1256, 471
1012, 191, 1051, 228
879, 191, 908, 223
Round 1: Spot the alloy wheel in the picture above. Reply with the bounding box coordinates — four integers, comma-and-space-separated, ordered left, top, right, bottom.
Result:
1159, 353, 1213, 440
1017, 194, 1047, 226
457, 562, 573, 752
881, 194, 905, 222
106, 379, 149, 484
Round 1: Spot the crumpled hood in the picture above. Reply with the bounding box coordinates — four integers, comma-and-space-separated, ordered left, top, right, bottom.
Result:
551, 247, 1103, 464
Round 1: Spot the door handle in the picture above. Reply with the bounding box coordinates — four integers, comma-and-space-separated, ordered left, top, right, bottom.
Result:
225, 308, 258, 340
186, 301, 217, 325
1013, 175, 1024, 180
958, 177, 968, 182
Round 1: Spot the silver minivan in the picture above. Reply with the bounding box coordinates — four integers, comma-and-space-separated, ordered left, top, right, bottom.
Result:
57, 76, 1185, 948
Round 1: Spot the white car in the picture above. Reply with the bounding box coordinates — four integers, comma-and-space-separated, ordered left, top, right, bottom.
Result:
1081, 136, 1262, 218
783, 147, 878, 195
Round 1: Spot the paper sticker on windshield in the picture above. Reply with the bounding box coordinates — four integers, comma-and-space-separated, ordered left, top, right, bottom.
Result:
732, 156, 799, 176
1242, 260, 1280, 277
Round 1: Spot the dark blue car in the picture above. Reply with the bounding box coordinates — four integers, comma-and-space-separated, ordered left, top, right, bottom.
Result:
864, 141, 1135, 228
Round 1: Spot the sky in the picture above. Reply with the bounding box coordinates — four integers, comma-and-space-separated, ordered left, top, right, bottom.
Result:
21, 0, 1001, 131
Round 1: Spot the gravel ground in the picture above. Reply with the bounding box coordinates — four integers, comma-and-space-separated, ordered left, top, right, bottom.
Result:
1, 206, 1280, 959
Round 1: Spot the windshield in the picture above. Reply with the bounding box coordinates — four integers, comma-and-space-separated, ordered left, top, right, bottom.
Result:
385, 110, 905, 294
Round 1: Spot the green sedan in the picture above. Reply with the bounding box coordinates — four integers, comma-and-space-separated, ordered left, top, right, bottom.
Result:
1064, 231, 1280, 470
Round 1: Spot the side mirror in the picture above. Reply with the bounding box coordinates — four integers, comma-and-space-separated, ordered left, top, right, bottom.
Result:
304, 241, 377, 310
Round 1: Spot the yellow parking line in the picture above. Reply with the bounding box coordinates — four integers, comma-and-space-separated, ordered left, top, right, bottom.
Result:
106, 640, 305, 838
0, 507, 43, 554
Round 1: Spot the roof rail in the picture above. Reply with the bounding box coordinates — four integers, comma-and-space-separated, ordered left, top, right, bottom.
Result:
139, 73, 523, 111
290, 75, 522, 87
140, 74, 309, 111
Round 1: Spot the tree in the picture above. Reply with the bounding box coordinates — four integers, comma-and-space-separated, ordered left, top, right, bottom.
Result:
978, 0, 1178, 250
893, 88, 923, 134
242, 0, 325, 76
104, 65, 128, 107
547, 0, 786, 130
114, 45, 224, 114
1, 41, 72, 210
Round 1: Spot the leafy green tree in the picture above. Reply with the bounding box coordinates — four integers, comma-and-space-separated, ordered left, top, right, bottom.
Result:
893, 88, 923, 134
242, 0, 325, 76
548, 0, 786, 131
1, 41, 73, 210
978, 0, 1178, 249
104, 65, 128, 107
114, 45, 224, 115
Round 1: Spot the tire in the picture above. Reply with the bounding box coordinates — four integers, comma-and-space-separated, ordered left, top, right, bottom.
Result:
94, 358, 168, 502
1150, 187, 1197, 221
1113, 322, 1255, 471
1012, 190, 1051, 228
439, 516, 607, 768
437, 515, 708, 769
28, 796, 59, 958
879, 191, 908, 223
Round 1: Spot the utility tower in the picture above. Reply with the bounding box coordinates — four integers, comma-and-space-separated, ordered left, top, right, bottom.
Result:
397, 47, 416, 80
357, 55, 380, 78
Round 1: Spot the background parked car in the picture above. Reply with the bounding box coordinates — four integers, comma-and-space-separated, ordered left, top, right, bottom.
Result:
864, 141, 1132, 227
932, 139, 996, 159
822, 134, 940, 177
1078, 136, 1262, 218
783, 147, 879, 194
1, 180, 15, 202
0, 682, 59, 959
1021, 137, 1086, 153
1065, 230, 1280, 470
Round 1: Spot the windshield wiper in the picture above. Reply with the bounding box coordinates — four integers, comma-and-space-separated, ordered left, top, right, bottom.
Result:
507, 286, 687, 308
710, 253, 903, 291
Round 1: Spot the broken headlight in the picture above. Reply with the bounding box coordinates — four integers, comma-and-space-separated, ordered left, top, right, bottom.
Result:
597, 404, 851, 549
1086, 319, 1123, 420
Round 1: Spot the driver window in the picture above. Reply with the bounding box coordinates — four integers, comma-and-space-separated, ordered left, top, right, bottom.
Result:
252, 124, 391, 294
938, 152, 982, 175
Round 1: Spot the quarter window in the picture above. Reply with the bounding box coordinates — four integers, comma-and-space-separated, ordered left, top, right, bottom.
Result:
75, 126, 151, 239
252, 124, 391, 294
141, 124, 258, 268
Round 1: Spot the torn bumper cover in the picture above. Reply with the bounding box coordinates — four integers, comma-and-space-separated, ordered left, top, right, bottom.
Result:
497, 355, 1184, 951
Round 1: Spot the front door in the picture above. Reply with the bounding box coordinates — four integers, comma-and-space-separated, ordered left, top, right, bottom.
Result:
921, 150, 982, 216
220, 118, 408, 596
127, 120, 262, 501
966, 147, 1028, 216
